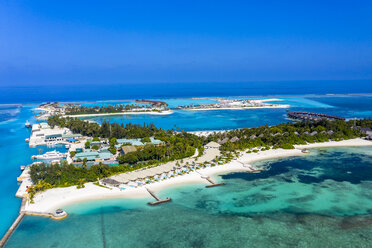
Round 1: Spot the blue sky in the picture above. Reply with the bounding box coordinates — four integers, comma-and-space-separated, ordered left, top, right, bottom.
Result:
1, 0, 372, 86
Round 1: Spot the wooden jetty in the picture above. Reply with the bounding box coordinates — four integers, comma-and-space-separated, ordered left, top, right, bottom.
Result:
204, 176, 226, 188
0, 213, 24, 247
237, 161, 263, 173
0, 198, 68, 248
249, 169, 263, 173
0, 198, 27, 248
145, 188, 171, 205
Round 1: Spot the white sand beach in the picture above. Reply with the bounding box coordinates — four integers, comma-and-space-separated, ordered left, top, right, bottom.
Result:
25, 138, 372, 213
185, 105, 290, 111
189, 130, 229, 137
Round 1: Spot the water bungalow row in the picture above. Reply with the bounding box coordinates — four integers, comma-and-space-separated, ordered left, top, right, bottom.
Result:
288, 111, 345, 121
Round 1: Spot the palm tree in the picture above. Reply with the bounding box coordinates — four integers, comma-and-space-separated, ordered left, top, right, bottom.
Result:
56, 170, 62, 185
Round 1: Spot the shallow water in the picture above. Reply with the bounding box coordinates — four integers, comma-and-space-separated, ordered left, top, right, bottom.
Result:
1, 94, 372, 246
80, 95, 372, 131
5, 146, 372, 248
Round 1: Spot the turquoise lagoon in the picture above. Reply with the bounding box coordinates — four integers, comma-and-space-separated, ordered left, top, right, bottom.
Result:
79, 95, 372, 131
1, 94, 372, 247
5, 146, 372, 247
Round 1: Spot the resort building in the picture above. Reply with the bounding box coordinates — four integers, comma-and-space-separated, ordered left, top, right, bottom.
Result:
63, 134, 83, 140
121, 146, 137, 155
90, 141, 101, 147
117, 138, 144, 146
45, 133, 63, 143
115, 137, 163, 148
205, 141, 221, 149
93, 160, 119, 166
29, 123, 83, 147
359, 128, 372, 140
109, 163, 179, 185
30, 124, 68, 147
72, 149, 114, 162
217, 137, 229, 145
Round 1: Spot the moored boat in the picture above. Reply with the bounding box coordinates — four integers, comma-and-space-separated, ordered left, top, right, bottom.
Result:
25, 121, 32, 128
31, 150, 67, 161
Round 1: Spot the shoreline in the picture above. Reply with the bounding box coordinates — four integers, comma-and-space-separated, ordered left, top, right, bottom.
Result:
63, 110, 173, 117
24, 138, 372, 213
183, 104, 290, 111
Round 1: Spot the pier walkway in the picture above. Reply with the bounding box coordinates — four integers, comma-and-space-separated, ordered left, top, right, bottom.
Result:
0, 213, 24, 248
145, 187, 171, 205
0, 198, 68, 248
201, 175, 226, 188
236, 161, 263, 173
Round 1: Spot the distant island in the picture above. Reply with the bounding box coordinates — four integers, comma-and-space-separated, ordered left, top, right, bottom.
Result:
33, 98, 290, 120
135, 99, 168, 107
34, 102, 172, 120
177, 98, 290, 111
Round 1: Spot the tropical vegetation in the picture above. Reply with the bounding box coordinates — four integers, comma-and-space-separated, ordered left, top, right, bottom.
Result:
27, 116, 372, 198
65, 104, 163, 115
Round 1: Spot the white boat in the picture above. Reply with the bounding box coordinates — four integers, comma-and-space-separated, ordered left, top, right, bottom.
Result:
32, 150, 67, 161
25, 138, 30, 143
25, 121, 32, 128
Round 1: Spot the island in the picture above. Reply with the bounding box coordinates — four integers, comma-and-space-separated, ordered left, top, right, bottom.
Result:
135, 99, 168, 107
34, 102, 173, 120
16, 113, 372, 213
5, 108, 372, 247
177, 98, 290, 110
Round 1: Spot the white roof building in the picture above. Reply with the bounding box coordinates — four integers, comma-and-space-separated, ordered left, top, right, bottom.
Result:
205, 141, 221, 149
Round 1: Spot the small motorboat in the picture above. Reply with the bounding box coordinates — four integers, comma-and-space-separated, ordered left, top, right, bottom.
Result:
25, 121, 32, 128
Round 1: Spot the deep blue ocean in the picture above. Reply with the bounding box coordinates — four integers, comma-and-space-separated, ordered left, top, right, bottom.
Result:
1, 80, 372, 104
1, 81, 372, 247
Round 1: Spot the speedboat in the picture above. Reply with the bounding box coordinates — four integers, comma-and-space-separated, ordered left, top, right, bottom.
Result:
25, 121, 32, 128
32, 150, 67, 161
